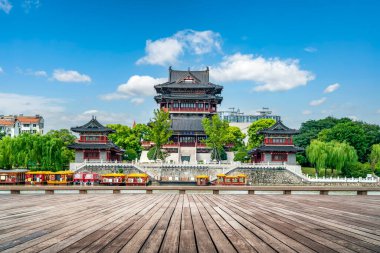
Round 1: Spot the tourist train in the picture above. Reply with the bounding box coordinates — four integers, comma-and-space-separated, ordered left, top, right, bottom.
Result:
0, 169, 247, 186
74, 172, 101, 185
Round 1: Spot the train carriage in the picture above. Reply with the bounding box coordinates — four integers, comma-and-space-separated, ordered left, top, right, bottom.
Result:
0, 169, 28, 184
47, 171, 74, 185
25, 171, 49, 185
216, 173, 247, 185
125, 173, 150, 186
74, 172, 100, 185
101, 173, 125, 186
195, 175, 209, 186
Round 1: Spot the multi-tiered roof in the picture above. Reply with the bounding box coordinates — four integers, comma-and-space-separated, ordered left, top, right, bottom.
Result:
154, 67, 223, 105
68, 117, 123, 153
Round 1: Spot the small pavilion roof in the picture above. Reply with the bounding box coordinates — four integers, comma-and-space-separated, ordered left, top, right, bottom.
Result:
258, 120, 300, 135
71, 116, 115, 133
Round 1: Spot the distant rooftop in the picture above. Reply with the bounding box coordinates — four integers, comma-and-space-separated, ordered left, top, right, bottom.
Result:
218, 107, 281, 123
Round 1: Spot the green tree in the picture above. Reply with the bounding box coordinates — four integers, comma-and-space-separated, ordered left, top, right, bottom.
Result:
147, 109, 172, 160
369, 144, 380, 173
107, 123, 151, 158
226, 126, 246, 151
202, 115, 230, 161
247, 119, 275, 150
306, 140, 329, 176
233, 147, 249, 162
318, 122, 367, 162
294, 117, 351, 148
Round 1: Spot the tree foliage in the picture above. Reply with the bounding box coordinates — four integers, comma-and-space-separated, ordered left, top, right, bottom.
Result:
318, 122, 367, 162
202, 115, 230, 161
247, 119, 275, 150
226, 126, 246, 151
0, 132, 75, 171
147, 109, 172, 160
369, 144, 380, 172
107, 123, 150, 158
306, 140, 357, 176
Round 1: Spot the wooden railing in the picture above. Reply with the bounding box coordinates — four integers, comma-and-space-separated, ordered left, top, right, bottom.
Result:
1, 185, 379, 195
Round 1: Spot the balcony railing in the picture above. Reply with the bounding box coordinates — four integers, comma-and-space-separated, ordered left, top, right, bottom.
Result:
162, 108, 216, 113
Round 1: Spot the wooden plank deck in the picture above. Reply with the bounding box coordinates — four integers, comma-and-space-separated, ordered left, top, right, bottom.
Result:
0, 194, 379, 252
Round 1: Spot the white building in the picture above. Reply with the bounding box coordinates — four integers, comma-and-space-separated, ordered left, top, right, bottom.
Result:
0, 118, 20, 138
0, 115, 44, 137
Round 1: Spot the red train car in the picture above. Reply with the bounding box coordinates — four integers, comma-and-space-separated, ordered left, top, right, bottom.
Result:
101, 173, 125, 186
25, 171, 49, 185
195, 175, 209, 186
125, 173, 150, 186
216, 174, 247, 185
74, 172, 100, 185
0, 169, 28, 184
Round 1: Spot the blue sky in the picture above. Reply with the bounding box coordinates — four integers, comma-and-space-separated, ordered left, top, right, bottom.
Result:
0, 0, 379, 130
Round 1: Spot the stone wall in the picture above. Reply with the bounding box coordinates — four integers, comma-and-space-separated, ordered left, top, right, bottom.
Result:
232, 168, 304, 185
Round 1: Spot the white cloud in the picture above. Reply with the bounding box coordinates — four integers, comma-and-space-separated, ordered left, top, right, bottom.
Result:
309, 97, 327, 106
83, 109, 98, 115
302, 110, 312, 115
131, 98, 145, 105
101, 75, 166, 101
33, 70, 47, 77
210, 53, 315, 92
324, 83, 340, 93
0, 0, 12, 14
0, 67, 3, 74
304, 47, 317, 53
52, 69, 91, 83
137, 29, 222, 66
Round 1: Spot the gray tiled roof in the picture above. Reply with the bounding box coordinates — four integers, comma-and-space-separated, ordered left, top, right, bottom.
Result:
155, 94, 223, 102
249, 145, 304, 154
67, 142, 123, 152
71, 117, 115, 133
259, 120, 299, 135
171, 117, 205, 132
169, 68, 209, 83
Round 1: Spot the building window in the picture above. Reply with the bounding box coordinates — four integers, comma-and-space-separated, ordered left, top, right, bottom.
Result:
33, 124, 37, 127
84, 151, 100, 159
24, 124, 30, 127
272, 153, 287, 161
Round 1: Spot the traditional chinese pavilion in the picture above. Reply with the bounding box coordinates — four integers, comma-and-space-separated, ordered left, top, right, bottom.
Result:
141, 67, 225, 163
249, 121, 303, 165
68, 117, 124, 163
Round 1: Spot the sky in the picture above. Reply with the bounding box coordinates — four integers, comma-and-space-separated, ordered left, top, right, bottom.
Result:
0, 0, 379, 130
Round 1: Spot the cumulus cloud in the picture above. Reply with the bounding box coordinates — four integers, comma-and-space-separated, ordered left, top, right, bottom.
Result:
324, 83, 340, 93
0, 67, 3, 74
137, 29, 222, 66
309, 97, 327, 106
304, 47, 317, 53
0, 0, 12, 14
302, 110, 312, 115
52, 69, 91, 83
101, 75, 166, 101
210, 53, 315, 92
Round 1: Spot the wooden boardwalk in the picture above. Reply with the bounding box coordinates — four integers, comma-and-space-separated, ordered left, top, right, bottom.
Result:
0, 194, 379, 252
